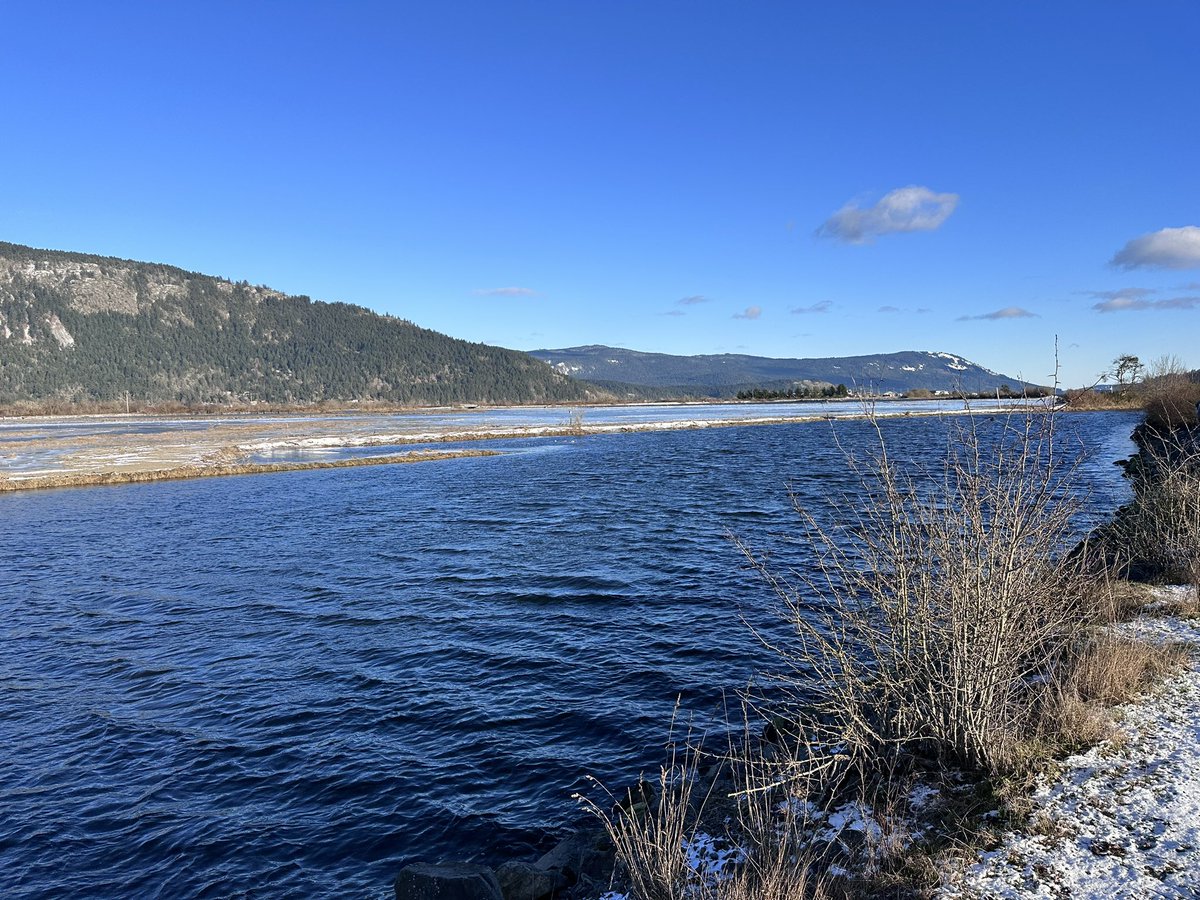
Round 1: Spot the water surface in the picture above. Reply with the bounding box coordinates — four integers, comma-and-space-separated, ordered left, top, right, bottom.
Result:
0, 411, 1139, 897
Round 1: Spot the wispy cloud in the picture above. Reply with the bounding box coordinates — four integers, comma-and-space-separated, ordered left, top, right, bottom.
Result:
957, 306, 1039, 321
817, 185, 959, 244
1091, 287, 1200, 312
677, 295, 711, 306
1083, 287, 1155, 305
474, 286, 538, 297
877, 305, 902, 313
1111, 226, 1200, 270
790, 300, 832, 314
662, 309, 687, 317
733, 306, 762, 320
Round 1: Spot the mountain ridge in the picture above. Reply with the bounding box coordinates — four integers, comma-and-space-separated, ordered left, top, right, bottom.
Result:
529, 345, 1038, 396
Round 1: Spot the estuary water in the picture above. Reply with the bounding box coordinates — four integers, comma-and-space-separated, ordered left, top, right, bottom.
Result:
0, 410, 1140, 897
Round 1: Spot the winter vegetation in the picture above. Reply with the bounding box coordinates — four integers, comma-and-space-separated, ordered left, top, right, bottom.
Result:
581, 389, 1200, 899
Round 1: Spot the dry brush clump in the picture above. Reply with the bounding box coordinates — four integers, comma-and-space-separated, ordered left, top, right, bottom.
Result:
738, 412, 1100, 782
1138, 360, 1200, 431
1031, 631, 1191, 759
1113, 430, 1200, 587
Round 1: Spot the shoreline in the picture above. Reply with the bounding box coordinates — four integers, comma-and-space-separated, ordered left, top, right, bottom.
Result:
939, 590, 1200, 898
0, 404, 1056, 494
0, 394, 1056, 423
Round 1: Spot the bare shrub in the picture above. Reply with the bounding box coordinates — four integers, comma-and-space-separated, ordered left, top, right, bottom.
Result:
737, 412, 1099, 781
1141, 377, 1200, 431
1116, 432, 1200, 583
564, 408, 587, 435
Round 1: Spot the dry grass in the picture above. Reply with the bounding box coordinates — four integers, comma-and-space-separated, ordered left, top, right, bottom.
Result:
0, 449, 499, 492
1062, 388, 1142, 411
1091, 578, 1158, 624
1113, 431, 1200, 584
1066, 633, 1189, 705
1024, 631, 1191, 764
580, 715, 836, 900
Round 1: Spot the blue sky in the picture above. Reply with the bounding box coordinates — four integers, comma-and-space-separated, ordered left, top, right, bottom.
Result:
2, 1, 1197, 387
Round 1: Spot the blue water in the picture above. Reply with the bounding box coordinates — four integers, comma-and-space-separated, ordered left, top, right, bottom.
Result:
0, 411, 1139, 897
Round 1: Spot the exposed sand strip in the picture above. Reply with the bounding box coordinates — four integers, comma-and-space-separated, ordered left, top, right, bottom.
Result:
0, 449, 498, 492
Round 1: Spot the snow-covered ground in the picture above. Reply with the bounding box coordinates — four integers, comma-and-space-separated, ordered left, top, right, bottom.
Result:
940, 586, 1200, 900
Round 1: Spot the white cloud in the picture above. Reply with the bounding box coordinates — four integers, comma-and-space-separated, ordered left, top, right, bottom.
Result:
818, 185, 959, 244
474, 286, 538, 297
791, 300, 832, 314
1111, 226, 1200, 270
678, 295, 711, 306
1092, 292, 1200, 313
957, 306, 1039, 321
733, 306, 762, 320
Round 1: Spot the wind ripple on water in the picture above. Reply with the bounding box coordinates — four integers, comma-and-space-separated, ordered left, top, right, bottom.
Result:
0, 413, 1140, 897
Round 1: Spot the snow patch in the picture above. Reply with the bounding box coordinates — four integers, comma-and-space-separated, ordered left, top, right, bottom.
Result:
940, 594, 1200, 899
811, 801, 885, 848
684, 832, 747, 882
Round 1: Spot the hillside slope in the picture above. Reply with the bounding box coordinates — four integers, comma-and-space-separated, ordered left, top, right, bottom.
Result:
0, 242, 593, 406
530, 345, 1039, 396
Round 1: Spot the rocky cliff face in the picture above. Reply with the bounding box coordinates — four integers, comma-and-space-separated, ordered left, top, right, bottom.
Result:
0, 242, 592, 407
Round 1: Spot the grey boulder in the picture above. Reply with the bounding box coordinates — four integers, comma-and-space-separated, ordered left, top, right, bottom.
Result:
394, 862, 503, 900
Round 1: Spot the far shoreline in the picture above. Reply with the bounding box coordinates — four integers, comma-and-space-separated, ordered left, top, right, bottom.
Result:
0, 392, 1066, 424
0, 400, 1116, 494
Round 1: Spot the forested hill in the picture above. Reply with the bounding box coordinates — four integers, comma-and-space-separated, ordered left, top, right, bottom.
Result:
531, 345, 1039, 396
0, 242, 595, 407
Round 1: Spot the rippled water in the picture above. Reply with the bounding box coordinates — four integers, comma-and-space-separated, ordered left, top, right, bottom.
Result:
0, 411, 1139, 897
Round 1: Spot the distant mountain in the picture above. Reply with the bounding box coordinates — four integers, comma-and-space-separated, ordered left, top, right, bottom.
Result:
530, 345, 1040, 397
0, 241, 595, 407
